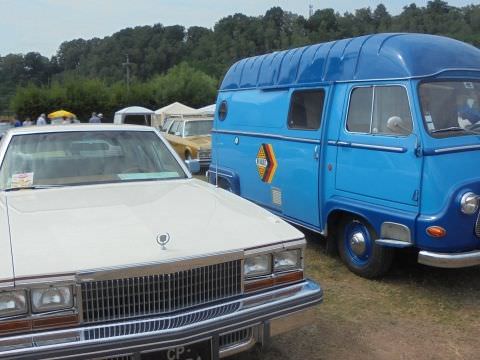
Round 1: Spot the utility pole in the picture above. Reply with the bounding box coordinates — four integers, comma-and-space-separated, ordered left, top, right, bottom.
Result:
309, 4, 314, 18
122, 54, 132, 100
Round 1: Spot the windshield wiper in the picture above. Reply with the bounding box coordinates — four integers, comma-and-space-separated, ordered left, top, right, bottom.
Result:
3, 184, 66, 192
431, 127, 480, 135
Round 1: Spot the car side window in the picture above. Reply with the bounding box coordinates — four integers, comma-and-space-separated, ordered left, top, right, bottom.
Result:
168, 121, 180, 135
347, 86, 412, 136
288, 90, 325, 130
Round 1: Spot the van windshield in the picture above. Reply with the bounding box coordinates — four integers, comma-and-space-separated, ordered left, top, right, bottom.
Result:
419, 80, 480, 138
0, 130, 187, 191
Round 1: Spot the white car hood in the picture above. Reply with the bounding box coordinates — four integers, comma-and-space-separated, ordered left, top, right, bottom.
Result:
6, 179, 302, 278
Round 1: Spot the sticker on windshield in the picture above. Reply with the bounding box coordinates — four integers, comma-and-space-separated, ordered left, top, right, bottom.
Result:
464, 82, 474, 89
11, 172, 34, 188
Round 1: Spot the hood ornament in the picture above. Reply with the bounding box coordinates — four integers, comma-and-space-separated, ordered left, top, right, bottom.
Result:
156, 233, 170, 250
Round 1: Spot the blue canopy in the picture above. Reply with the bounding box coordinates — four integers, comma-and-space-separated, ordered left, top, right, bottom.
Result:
220, 33, 480, 91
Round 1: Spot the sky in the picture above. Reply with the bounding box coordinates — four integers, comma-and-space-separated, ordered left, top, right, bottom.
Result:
0, 0, 477, 57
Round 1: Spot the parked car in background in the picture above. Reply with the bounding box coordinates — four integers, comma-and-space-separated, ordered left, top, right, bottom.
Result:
209, 33, 480, 278
0, 124, 322, 359
165, 118, 213, 167
159, 116, 176, 133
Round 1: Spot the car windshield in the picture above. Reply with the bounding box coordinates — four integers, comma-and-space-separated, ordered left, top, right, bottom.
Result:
0, 130, 187, 190
183, 120, 213, 137
419, 80, 480, 138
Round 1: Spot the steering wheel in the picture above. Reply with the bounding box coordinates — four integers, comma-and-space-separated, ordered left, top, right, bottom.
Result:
466, 122, 480, 131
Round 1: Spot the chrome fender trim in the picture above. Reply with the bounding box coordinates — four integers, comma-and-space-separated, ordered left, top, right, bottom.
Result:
418, 250, 480, 268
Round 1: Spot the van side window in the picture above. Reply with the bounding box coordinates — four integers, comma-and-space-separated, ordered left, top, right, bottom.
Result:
288, 90, 325, 130
347, 86, 413, 135
347, 87, 373, 133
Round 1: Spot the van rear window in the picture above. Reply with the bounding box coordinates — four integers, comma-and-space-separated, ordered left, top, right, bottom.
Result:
288, 90, 324, 130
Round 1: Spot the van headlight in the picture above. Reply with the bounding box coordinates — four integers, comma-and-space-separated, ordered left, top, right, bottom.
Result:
244, 254, 272, 278
0, 290, 28, 317
460, 192, 479, 215
274, 249, 302, 272
31, 286, 73, 313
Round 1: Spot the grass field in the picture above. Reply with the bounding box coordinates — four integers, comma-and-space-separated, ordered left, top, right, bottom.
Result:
233, 231, 480, 360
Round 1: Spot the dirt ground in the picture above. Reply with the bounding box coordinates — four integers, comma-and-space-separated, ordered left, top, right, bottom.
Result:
232, 231, 480, 360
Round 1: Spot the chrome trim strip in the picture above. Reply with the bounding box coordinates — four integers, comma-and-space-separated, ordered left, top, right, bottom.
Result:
350, 142, 407, 153
375, 239, 413, 248
76, 250, 243, 282
244, 239, 306, 256
418, 250, 480, 268
328, 140, 407, 153
0, 280, 322, 360
426, 144, 480, 155
211, 129, 321, 144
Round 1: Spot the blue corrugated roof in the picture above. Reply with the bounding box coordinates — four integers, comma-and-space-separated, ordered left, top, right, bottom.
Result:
220, 33, 480, 91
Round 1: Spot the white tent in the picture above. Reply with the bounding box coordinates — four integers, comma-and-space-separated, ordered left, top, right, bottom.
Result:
196, 104, 216, 116
153, 102, 195, 128
113, 106, 155, 126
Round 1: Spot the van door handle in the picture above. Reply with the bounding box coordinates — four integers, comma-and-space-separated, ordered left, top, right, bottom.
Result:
314, 145, 320, 160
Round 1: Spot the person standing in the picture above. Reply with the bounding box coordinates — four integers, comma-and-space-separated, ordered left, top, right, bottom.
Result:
89, 112, 101, 123
13, 116, 22, 127
22, 117, 33, 126
36, 113, 47, 125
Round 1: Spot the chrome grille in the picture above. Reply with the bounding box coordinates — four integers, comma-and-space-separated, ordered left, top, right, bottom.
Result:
475, 212, 480, 237
81, 260, 242, 324
198, 150, 211, 160
219, 328, 253, 348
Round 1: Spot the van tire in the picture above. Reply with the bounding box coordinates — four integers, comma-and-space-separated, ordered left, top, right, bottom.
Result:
337, 215, 393, 278
217, 178, 233, 192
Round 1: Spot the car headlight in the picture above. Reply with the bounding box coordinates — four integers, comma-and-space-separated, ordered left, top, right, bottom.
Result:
274, 249, 302, 272
244, 254, 272, 278
31, 286, 73, 313
460, 192, 479, 215
0, 290, 28, 317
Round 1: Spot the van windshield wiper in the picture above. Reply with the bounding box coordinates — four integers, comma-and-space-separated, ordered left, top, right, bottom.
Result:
3, 184, 66, 192
431, 127, 480, 135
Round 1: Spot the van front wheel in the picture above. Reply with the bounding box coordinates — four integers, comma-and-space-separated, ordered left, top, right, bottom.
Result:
338, 216, 393, 278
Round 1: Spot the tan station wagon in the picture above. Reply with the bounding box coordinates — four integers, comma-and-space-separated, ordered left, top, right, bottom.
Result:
164, 118, 212, 166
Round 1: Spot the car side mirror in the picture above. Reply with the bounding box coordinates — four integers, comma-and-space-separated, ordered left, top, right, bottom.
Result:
184, 159, 200, 174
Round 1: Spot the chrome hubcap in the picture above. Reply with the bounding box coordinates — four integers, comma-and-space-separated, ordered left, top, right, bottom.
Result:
350, 231, 366, 256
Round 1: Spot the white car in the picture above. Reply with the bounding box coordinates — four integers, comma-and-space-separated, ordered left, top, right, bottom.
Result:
0, 124, 322, 359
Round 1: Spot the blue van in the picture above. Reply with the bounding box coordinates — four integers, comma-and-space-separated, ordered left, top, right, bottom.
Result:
208, 33, 480, 277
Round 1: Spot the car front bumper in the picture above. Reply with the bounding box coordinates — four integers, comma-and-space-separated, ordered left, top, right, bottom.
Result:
418, 249, 480, 268
0, 280, 322, 360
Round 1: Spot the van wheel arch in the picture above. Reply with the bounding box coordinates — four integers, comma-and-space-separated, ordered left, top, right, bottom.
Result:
217, 177, 233, 192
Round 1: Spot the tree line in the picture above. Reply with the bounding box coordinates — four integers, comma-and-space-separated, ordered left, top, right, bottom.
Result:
2, 0, 480, 119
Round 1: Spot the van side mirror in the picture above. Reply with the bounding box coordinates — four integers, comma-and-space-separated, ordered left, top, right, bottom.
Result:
185, 159, 200, 174
387, 116, 411, 135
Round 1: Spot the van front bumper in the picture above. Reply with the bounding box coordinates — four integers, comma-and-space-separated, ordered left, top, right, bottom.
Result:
0, 280, 322, 360
418, 250, 480, 268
